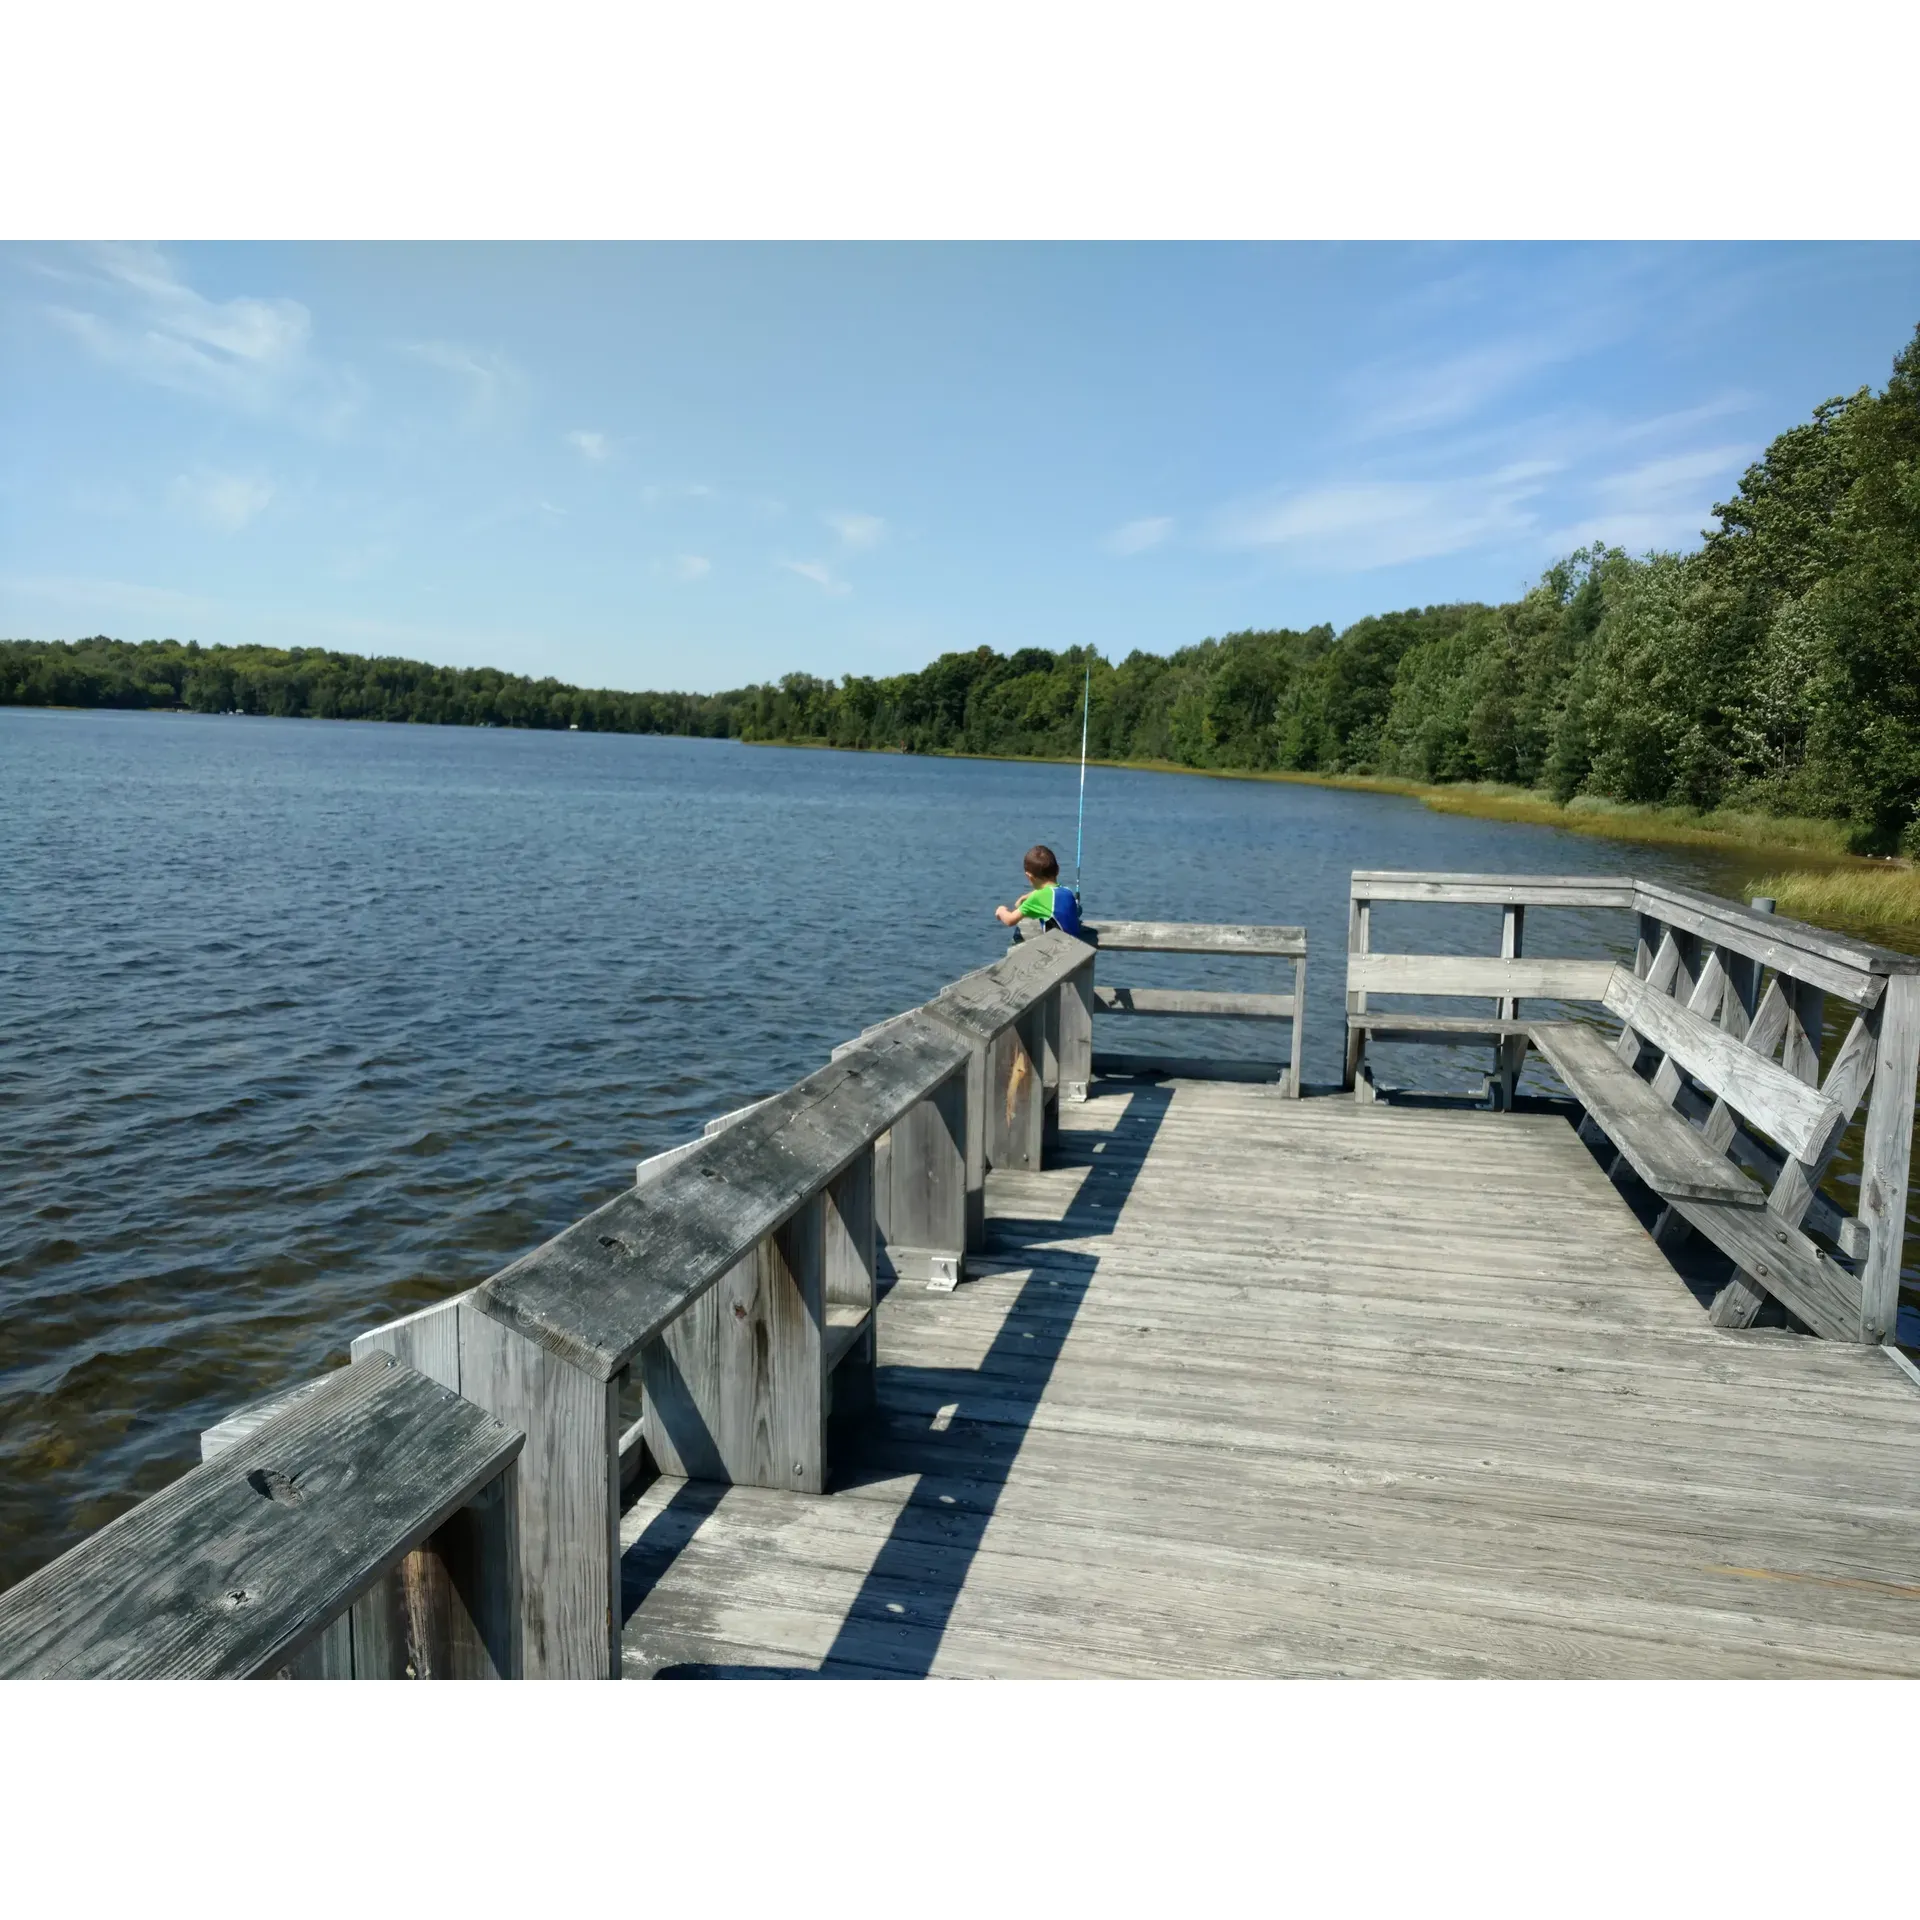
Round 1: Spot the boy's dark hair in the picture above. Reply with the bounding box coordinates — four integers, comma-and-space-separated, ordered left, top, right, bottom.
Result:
1024, 844, 1060, 881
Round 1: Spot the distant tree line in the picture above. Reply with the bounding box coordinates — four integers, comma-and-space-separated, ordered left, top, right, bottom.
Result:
0, 638, 738, 737
7, 324, 1916, 850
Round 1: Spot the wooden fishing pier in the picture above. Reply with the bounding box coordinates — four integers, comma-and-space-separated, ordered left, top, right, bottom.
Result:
4, 872, 1919, 1678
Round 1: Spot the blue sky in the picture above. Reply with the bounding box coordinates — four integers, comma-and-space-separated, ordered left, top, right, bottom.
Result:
4, 241, 1917, 692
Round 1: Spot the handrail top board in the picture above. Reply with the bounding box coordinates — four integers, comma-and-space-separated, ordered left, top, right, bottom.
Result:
1630, 879, 1911, 997
1349, 872, 1636, 909
0, 1355, 522, 1679
1083, 920, 1307, 956
472, 1013, 972, 1379
926, 929, 1094, 1039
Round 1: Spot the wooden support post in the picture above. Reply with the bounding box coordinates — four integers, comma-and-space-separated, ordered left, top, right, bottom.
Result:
1721, 948, 1760, 1041
1671, 930, 1701, 1007
1617, 922, 1676, 1071
1344, 895, 1370, 1097
1784, 979, 1825, 1086
1286, 954, 1306, 1099
887, 1066, 968, 1288
1058, 959, 1094, 1104
349, 1292, 502, 1675
1494, 903, 1525, 1106
1634, 912, 1662, 979
641, 1192, 830, 1493
348, 1463, 522, 1679
825, 1146, 877, 1417
1040, 982, 1061, 1151
987, 1005, 1045, 1173
1704, 901, 1778, 1327
873, 1128, 894, 1241
457, 1302, 621, 1681
1858, 973, 1920, 1343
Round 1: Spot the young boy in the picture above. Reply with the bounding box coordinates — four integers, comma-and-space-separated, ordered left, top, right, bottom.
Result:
994, 845, 1081, 935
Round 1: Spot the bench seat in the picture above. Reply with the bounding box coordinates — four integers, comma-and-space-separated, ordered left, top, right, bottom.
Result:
1527, 1020, 1763, 1208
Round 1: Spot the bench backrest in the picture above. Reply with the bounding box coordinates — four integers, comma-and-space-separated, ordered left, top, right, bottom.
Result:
1602, 962, 1848, 1165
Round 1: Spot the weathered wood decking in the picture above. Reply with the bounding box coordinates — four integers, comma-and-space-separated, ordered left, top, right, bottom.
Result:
622, 1077, 1920, 1678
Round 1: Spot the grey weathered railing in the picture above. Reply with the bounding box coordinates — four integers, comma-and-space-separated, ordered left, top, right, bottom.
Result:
1084, 919, 1308, 1096
340, 926, 1095, 1678
1342, 870, 1920, 1346
0, 1355, 523, 1678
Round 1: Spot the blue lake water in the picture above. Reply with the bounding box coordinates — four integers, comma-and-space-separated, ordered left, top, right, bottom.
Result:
1, 706, 1911, 1586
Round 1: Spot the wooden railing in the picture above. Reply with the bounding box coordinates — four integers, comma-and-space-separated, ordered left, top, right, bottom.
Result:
1342, 870, 1920, 1346
1083, 919, 1308, 1096
0, 1354, 523, 1678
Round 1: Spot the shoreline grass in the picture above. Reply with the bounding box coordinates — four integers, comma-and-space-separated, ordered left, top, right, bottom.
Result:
1744, 866, 1920, 940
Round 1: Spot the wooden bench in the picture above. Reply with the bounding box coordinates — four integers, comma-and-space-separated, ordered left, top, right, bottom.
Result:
1344, 872, 1631, 1106
0, 1354, 523, 1679
1083, 920, 1307, 1095
1340, 868, 1920, 1347
1532, 936, 1879, 1343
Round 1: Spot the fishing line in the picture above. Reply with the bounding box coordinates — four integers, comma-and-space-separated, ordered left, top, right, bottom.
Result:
1074, 657, 1090, 902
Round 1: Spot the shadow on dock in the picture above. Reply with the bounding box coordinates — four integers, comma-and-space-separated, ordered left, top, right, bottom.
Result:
626, 1077, 1175, 1677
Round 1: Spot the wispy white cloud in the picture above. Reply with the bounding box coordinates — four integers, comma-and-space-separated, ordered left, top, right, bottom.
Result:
1592, 445, 1752, 507
404, 339, 522, 428
1544, 441, 1756, 555
825, 510, 885, 550
1211, 462, 1560, 572
1353, 337, 1588, 440
1611, 394, 1755, 445
1105, 515, 1172, 555
168, 467, 274, 534
41, 243, 357, 432
782, 558, 850, 596
566, 429, 611, 461
675, 554, 711, 581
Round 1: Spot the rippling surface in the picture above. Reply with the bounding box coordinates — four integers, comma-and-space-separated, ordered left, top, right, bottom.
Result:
3, 707, 1912, 1587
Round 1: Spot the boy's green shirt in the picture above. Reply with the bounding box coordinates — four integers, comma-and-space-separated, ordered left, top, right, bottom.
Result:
1015, 883, 1059, 921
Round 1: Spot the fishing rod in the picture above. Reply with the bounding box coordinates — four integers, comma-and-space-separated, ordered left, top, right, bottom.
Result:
1074, 657, 1090, 904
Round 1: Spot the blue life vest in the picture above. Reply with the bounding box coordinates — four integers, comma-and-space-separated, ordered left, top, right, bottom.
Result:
1050, 886, 1083, 937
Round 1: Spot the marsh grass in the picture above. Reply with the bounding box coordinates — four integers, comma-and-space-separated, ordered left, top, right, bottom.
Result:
1081, 763, 1864, 860
1746, 865, 1920, 934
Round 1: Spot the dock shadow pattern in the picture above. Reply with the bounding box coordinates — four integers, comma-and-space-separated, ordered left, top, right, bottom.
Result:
624, 1079, 1174, 1678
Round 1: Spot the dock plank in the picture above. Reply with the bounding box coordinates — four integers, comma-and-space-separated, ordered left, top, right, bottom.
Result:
621, 1083, 1920, 1678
